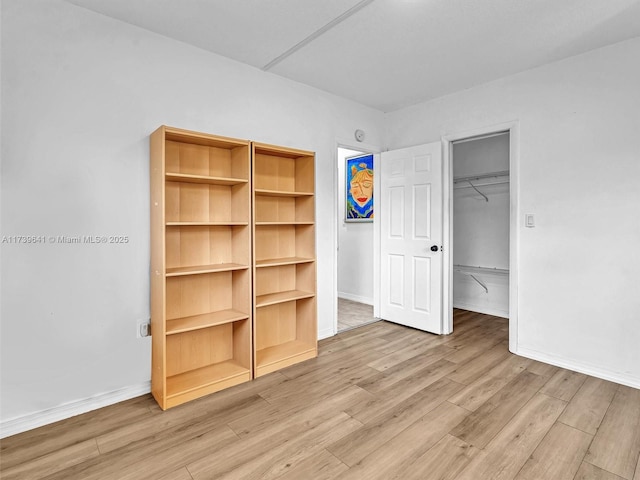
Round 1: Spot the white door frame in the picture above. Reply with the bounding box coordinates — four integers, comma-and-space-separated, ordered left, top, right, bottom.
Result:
441, 120, 520, 352
332, 139, 381, 337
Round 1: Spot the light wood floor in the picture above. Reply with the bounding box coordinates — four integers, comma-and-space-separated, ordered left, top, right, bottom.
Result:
337, 298, 378, 332
2, 310, 639, 480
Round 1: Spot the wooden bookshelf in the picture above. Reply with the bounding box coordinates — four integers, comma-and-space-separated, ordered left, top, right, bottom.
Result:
252, 143, 317, 377
151, 128, 318, 407
150, 126, 252, 410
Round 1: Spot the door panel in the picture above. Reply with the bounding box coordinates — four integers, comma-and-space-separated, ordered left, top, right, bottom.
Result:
379, 142, 443, 333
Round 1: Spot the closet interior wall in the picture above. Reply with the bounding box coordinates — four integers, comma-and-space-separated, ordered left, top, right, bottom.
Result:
452, 133, 510, 318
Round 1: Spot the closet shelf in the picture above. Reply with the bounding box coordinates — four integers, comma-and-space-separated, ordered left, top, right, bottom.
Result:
454, 264, 509, 275
453, 171, 509, 202
453, 170, 510, 184
453, 265, 509, 294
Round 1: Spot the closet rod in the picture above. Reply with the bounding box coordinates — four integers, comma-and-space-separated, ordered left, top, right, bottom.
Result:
453, 170, 510, 184
454, 179, 509, 189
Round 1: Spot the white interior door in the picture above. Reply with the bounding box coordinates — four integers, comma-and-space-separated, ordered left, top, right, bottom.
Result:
379, 142, 443, 333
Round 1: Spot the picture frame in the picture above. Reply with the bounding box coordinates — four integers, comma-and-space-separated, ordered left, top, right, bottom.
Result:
345, 153, 374, 222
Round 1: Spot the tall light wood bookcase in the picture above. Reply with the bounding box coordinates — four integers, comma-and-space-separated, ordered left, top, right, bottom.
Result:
151, 127, 317, 408
252, 143, 317, 377
150, 126, 253, 409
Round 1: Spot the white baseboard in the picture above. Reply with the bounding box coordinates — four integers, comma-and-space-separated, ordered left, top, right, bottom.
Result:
338, 292, 373, 306
453, 301, 508, 318
318, 326, 335, 340
516, 346, 640, 390
0, 381, 151, 439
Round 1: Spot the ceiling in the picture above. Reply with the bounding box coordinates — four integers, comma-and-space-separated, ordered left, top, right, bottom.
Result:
66, 0, 640, 112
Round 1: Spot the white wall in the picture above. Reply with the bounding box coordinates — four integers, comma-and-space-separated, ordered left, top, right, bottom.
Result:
386, 37, 640, 388
453, 135, 510, 317
337, 148, 374, 305
0, 0, 383, 432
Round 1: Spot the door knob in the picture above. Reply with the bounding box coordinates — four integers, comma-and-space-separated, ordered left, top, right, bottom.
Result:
430, 245, 439, 252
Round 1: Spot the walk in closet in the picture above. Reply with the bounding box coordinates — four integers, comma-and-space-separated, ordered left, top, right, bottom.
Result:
452, 132, 510, 318
150, 126, 317, 409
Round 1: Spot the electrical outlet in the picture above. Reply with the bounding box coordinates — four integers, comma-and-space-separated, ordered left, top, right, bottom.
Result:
137, 319, 151, 338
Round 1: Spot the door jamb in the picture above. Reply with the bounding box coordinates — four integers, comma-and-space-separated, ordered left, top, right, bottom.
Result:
441, 121, 519, 352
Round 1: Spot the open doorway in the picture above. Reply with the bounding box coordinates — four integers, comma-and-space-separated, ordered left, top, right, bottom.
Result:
442, 122, 519, 351
337, 147, 378, 332
452, 132, 510, 326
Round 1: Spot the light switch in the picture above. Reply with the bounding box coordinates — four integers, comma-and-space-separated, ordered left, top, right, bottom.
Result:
525, 214, 535, 228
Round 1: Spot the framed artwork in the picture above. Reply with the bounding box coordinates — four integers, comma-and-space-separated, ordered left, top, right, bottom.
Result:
345, 153, 374, 222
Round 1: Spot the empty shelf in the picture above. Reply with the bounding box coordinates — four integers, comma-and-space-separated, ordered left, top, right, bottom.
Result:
254, 221, 314, 226
165, 173, 248, 185
254, 188, 314, 197
255, 257, 315, 268
255, 289, 315, 307
166, 360, 250, 398
166, 263, 249, 276
166, 309, 249, 335
166, 221, 249, 226
256, 340, 316, 369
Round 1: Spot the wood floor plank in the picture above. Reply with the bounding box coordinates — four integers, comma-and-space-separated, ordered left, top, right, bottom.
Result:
328, 377, 464, 466
514, 421, 592, 480
446, 341, 511, 385
158, 467, 194, 480
96, 393, 268, 454
335, 401, 470, 480
453, 393, 567, 480
210, 413, 362, 480
539, 368, 587, 402
347, 358, 458, 422
444, 333, 504, 364
0, 395, 152, 470
186, 388, 366, 479
585, 385, 640, 479
372, 327, 441, 356
275, 449, 348, 480
291, 333, 388, 372
526, 359, 561, 378
228, 384, 371, 439
337, 298, 376, 332
574, 462, 627, 480
558, 376, 618, 434
356, 343, 455, 395
392, 433, 478, 480
44, 424, 238, 480
366, 334, 450, 371
0, 438, 100, 480
448, 353, 531, 411
450, 370, 548, 448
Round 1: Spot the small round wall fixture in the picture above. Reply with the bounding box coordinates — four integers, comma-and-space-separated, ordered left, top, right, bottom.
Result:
354, 129, 365, 142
